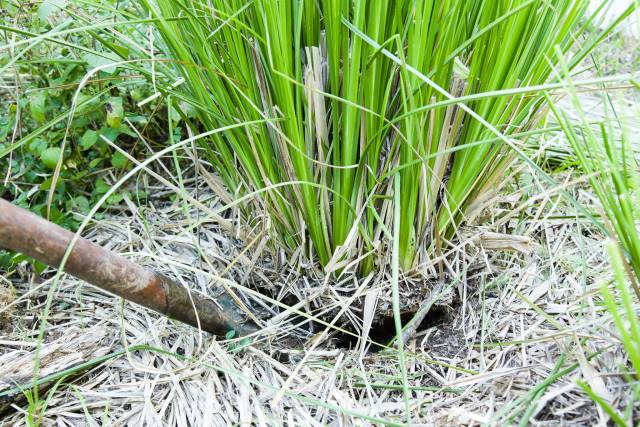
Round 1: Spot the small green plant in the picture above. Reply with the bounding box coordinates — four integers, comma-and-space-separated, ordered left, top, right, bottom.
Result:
21, 376, 65, 427
132, 0, 611, 274
0, 1, 170, 269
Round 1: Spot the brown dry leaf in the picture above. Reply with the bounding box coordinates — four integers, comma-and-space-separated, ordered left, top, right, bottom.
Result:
474, 231, 534, 254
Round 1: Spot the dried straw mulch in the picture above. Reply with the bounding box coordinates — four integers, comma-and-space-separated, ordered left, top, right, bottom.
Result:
0, 166, 634, 426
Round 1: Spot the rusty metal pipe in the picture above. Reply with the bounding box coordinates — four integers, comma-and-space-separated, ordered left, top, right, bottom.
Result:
0, 198, 257, 337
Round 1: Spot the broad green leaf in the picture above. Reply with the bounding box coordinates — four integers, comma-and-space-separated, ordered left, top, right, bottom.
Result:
28, 138, 47, 156
130, 88, 144, 102
88, 158, 103, 168
40, 147, 62, 169
94, 179, 110, 195
80, 129, 99, 150
111, 151, 128, 168
100, 127, 121, 142
106, 192, 124, 205
0, 251, 12, 270
106, 97, 124, 128
33, 260, 48, 275
29, 92, 47, 123
39, 176, 62, 191
71, 196, 91, 213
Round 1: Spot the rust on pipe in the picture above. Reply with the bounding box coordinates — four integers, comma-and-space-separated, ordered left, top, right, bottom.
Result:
0, 198, 257, 337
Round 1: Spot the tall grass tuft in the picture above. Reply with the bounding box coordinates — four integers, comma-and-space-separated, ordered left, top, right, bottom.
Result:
549, 37, 640, 422
135, 0, 606, 273
550, 76, 640, 296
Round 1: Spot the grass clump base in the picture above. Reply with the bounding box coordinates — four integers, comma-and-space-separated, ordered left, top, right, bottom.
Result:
137, 0, 602, 274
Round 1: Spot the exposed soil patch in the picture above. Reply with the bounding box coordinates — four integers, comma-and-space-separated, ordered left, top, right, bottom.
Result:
334, 305, 451, 352
412, 308, 466, 358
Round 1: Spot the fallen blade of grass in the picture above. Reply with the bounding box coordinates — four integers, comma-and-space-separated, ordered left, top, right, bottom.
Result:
352, 383, 464, 394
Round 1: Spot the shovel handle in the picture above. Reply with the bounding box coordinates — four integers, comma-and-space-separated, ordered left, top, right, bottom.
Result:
0, 198, 257, 336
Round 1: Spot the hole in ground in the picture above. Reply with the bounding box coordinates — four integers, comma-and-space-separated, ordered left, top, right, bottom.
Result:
334, 305, 449, 353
